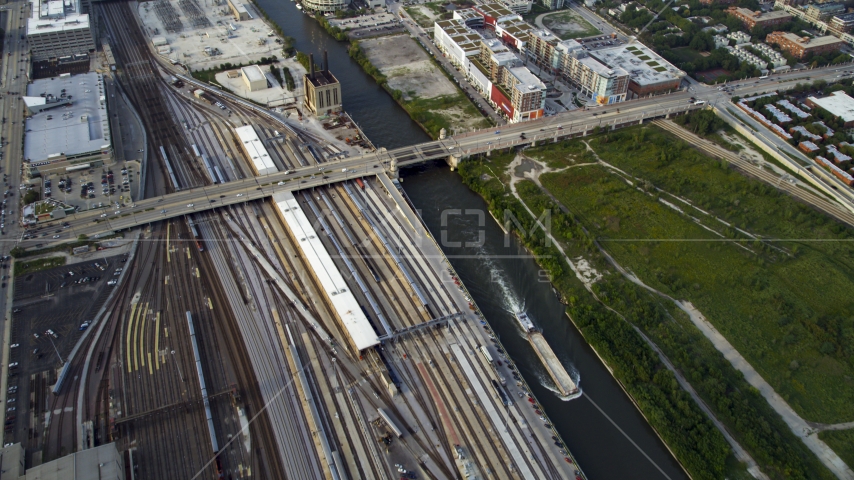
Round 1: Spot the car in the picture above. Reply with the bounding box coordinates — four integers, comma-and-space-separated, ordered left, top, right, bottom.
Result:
52, 235, 60, 238
79, 322, 90, 331
236, 193, 244, 197
100, 213, 107, 218
12, 308, 20, 313
7, 398, 15, 404
32, 333, 39, 339
494, 130, 500, 134
10, 344, 18, 348
7, 387, 16, 393
8, 363, 17, 368
107, 279, 117, 286
6, 408, 14, 413
277, 181, 286, 185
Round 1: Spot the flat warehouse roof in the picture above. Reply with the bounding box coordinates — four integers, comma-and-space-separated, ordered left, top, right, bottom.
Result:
273, 191, 380, 351
241, 64, 265, 82
808, 91, 854, 123
234, 125, 278, 175
23, 72, 109, 162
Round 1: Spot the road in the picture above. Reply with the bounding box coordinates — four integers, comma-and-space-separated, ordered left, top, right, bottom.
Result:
0, 0, 31, 432
21, 62, 854, 251
21, 90, 705, 249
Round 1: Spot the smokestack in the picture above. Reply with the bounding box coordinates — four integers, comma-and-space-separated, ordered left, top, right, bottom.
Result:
309, 53, 315, 80
323, 50, 329, 72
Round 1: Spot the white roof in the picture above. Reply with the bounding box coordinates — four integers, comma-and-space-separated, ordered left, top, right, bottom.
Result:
234, 125, 277, 175
808, 91, 854, 123
591, 42, 684, 87
23, 72, 109, 162
507, 66, 545, 91
241, 64, 266, 82
273, 191, 379, 351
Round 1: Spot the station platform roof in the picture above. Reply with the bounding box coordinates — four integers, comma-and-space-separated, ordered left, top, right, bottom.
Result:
273, 191, 379, 351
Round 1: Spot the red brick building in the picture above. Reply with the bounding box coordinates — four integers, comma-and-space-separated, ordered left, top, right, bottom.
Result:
726, 7, 792, 29
766, 31, 845, 58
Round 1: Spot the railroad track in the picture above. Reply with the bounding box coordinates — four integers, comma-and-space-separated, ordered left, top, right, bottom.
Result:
655, 120, 854, 227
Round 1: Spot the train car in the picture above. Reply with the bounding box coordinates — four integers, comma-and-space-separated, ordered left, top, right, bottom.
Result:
355, 178, 365, 190
478, 345, 493, 365
377, 408, 405, 438
191, 144, 201, 157
188, 218, 204, 252
213, 165, 225, 184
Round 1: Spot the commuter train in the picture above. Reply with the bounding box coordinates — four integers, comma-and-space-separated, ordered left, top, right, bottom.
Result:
478, 345, 493, 365
187, 217, 204, 252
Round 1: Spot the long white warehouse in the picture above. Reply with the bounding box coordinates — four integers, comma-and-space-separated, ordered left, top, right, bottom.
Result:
234, 125, 278, 176
273, 191, 380, 352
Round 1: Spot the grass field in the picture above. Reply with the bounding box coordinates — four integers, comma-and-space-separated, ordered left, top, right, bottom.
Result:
457, 136, 838, 477
541, 11, 601, 40
668, 47, 706, 65
535, 126, 854, 424
14, 256, 66, 277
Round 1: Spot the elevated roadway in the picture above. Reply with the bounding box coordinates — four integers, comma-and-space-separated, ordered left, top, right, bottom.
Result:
21, 62, 854, 251
25, 91, 702, 248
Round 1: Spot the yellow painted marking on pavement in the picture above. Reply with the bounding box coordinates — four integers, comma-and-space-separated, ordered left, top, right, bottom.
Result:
154, 312, 161, 370
166, 223, 171, 263
148, 352, 153, 375
139, 309, 147, 368
207, 297, 213, 310
126, 303, 138, 373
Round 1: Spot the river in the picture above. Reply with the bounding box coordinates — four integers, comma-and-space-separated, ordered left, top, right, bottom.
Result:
254, 1, 688, 478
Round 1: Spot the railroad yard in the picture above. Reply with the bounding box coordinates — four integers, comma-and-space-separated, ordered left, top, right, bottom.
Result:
0, 1, 583, 478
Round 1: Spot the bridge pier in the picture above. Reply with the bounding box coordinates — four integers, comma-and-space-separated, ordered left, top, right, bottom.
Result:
447, 154, 463, 171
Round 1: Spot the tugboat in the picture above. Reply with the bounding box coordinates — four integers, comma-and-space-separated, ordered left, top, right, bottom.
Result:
515, 311, 535, 333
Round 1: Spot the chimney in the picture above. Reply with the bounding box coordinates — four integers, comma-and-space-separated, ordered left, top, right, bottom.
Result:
323, 50, 329, 73
309, 53, 315, 80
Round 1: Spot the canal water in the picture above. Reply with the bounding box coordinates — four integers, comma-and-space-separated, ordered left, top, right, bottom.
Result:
256, 2, 687, 478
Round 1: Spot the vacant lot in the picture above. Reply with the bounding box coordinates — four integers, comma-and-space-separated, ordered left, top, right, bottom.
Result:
538, 126, 854, 424
359, 34, 489, 136
404, 2, 445, 28
542, 11, 601, 40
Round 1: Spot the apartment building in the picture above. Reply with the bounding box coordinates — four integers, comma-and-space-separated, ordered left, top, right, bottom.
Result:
726, 7, 792, 29
805, 2, 845, 22
766, 31, 844, 58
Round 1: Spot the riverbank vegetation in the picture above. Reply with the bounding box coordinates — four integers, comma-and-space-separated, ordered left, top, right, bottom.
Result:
455, 123, 847, 478
349, 39, 489, 138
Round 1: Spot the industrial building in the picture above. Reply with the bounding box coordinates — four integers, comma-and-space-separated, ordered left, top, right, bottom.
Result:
27, 0, 95, 63
273, 190, 380, 353
22, 72, 112, 178
304, 52, 342, 115
234, 125, 278, 175
726, 7, 792, 29
0, 442, 124, 480
765, 31, 845, 58
806, 90, 854, 127
240, 64, 267, 92
227, 0, 251, 21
